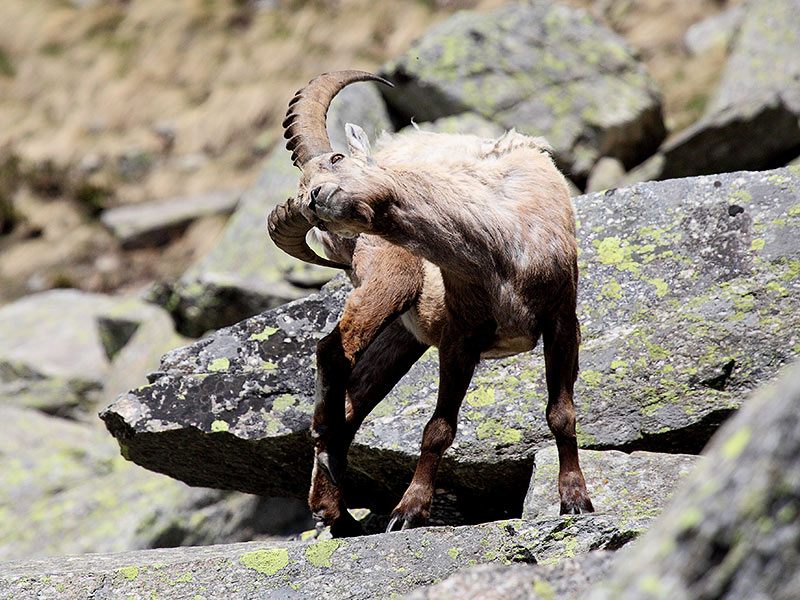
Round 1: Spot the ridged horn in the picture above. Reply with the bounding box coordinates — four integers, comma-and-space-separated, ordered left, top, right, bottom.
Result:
267, 197, 350, 270
283, 70, 393, 168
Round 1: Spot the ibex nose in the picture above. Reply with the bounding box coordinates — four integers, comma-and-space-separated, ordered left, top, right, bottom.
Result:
308, 185, 322, 212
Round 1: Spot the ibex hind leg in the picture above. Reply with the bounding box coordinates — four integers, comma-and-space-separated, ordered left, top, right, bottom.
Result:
542, 314, 594, 514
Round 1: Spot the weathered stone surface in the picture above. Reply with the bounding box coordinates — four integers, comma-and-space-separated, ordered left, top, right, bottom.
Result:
100, 189, 241, 249
0, 515, 646, 599
161, 82, 393, 337
380, 1, 665, 181
588, 360, 800, 600
683, 3, 746, 56
0, 289, 177, 418
574, 168, 800, 452
0, 405, 311, 562
404, 551, 616, 600
100, 304, 190, 407
103, 167, 800, 527
585, 157, 626, 193
524, 447, 698, 520
647, 0, 800, 180
405, 112, 506, 138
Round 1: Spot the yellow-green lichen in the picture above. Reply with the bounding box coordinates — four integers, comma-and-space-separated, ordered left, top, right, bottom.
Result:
272, 394, 297, 411
118, 566, 139, 580
721, 427, 751, 459
210, 420, 229, 433
532, 580, 556, 600
638, 573, 664, 595
447, 548, 459, 560
601, 279, 622, 300
648, 278, 669, 298
466, 386, 496, 407
250, 326, 279, 341
305, 539, 341, 567
595, 236, 626, 265
208, 357, 229, 372
475, 418, 522, 444
239, 548, 289, 575
580, 369, 602, 387
676, 506, 703, 531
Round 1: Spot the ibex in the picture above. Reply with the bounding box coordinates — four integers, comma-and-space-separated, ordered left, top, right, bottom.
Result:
268, 70, 594, 536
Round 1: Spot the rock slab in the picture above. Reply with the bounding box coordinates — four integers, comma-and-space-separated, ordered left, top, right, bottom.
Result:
0, 289, 179, 418
0, 405, 310, 562
645, 0, 800, 179
588, 359, 800, 599
0, 515, 647, 600
524, 447, 699, 520
380, 0, 665, 180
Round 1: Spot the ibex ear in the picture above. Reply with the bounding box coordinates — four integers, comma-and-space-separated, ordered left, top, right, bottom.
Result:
345, 123, 375, 165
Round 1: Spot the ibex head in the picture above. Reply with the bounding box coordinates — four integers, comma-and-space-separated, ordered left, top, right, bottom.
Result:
267, 70, 393, 269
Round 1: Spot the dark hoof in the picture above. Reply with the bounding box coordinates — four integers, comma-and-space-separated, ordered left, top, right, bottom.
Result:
560, 496, 595, 515
316, 450, 347, 487
386, 509, 427, 533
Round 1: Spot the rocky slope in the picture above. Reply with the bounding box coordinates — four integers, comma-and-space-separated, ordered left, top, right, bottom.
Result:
1, 0, 800, 597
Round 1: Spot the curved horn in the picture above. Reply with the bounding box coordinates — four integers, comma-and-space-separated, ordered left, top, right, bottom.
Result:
283, 70, 393, 168
267, 197, 350, 270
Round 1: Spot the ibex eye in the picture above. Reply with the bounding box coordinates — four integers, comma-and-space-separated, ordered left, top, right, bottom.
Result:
330, 153, 344, 165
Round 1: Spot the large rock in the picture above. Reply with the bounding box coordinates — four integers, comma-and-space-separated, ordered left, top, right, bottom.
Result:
588, 359, 800, 599
160, 82, 394, 337
380, 1, 665, 182
403, 551, 616, 600
524, 447, 699, 520
0, 405, 311, 561
100, 189, 241, 249
0, 515, 646, 599
102, 167, 800, 526
0, 289, 180, 419
403, 360, 800, 600
640, 0, 800, 180
683, 3, 746, 56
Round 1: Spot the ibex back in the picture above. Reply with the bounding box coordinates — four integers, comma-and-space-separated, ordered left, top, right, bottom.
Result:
268, 70, 593, 536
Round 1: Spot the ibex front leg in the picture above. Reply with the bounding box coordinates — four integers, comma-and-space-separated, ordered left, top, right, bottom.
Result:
387, 323, 492, 531
310, 321, 427, 536
310, 248, 424, 535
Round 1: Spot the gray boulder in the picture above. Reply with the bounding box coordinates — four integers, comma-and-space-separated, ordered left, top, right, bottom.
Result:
588, 359, 800, 600
380, 1, 665, 181
160, 82, 394, 337
524, 447, 699, 520
404, 112, 506, 138
683, 4, 746, 56
642, 0, 800, 180
403, 551, 616, 600
0, 289, 180, 419
0, 515, 646, 599
100, 189, 241, 249
102, 167, 800, 525
0, 405, 311, 561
